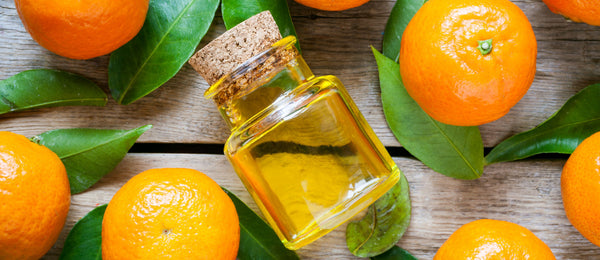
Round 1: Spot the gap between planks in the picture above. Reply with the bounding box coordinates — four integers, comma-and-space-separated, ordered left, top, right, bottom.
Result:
41, 153, 600, 260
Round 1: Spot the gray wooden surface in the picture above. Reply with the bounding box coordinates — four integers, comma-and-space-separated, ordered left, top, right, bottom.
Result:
42, 155, 600, 259
1, 0, 600, 258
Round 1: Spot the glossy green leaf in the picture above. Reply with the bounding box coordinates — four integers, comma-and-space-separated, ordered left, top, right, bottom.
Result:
109, 0, 219, 104
222, 188, 299, 260
222, 0, 300, 51
59, 204, 106, 260
374, 48, 483, 179
486, 84, 600, 164
0, 69, 106, 114
382, 0, 426, 62
32, 125, 152, 194
346, 173, 411, 257
371, 246, 418, 260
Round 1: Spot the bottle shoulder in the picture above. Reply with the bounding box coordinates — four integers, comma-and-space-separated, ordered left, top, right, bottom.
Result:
311, 75, 343, 88
225, 76, 346, 152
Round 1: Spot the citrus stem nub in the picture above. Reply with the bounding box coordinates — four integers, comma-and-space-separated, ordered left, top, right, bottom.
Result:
478, 39, 493, 55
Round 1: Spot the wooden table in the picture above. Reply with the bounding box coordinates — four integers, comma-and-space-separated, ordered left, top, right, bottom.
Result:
2, 0, 600, 258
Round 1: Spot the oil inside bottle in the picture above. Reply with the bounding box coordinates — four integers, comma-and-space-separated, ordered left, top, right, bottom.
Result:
223, 69, 400, 249
197, 34, 401, 249
189, 12, 402, 249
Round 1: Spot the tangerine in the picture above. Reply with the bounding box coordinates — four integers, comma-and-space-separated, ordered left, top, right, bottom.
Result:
14, 0, 149, 60
399, 0, 537, 126
434, 219, 555, 259
102, 168, 240, 259
294, 0, 369, 11
561, 131, 600, 247
0, 131, 70, 259
542, 0, 600, 26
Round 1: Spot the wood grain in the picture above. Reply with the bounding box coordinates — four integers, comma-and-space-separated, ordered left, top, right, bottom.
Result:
40, 154, 600, 259
2, 0, 600, 258
1, 0, 599, 147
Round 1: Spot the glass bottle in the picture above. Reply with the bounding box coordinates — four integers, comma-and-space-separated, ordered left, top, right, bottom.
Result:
191, 12, 400, 250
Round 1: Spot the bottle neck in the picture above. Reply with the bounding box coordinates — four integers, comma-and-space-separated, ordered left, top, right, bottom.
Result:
205, 36, 313, 130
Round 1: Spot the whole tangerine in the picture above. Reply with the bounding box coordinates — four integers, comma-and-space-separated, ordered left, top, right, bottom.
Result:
102, 168, 240, 260
542, 0, 600, 26
14, 0, 149, 60
294, 0, 369, 11
561, 131, 600, 247
0, 131, 71, 259
399, 0, 537, 126
434, 219, 556, 259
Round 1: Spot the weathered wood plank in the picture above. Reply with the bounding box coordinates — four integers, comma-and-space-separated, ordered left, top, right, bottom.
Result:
1, 0, 599, 259
40, 154, 600, 259
1, 0, 599, 147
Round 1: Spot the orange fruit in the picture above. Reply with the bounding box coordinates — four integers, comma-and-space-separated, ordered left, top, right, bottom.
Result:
561, 131, 600, 247
399, 0, 537, 126
294, 0, 369, 11
14, 0, 149, 60
542, 0, 600, 26
0, 131, 70, 259
434, 219, 556, 259
102, 168, 240, 259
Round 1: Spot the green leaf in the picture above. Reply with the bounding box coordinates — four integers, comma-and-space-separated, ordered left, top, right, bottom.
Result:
59, 204, 106, 260
32, 125, 152, 194
371, 246, 418, 260
485, 84, 600, 164
382, 0, 426, 62
222, 188, 299, 260
109, 0, 219, 104
373, 47, 483, 179
346, 173, 411, 257
0, 69, 106, 114
222, 0, 300, 51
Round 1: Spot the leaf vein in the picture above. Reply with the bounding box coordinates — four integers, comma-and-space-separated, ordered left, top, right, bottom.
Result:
352, 206, 377, 255
58, 132, 133, 159
117, 0, 198, 103
239, 224, 279, 259
489, 117, 600, 159
7, 98, 106, 112
428, 116, 479, 177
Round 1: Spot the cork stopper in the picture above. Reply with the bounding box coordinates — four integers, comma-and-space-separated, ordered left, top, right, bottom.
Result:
189, 11, 283, 86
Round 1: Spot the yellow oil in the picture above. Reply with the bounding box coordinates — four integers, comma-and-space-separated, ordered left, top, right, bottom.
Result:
225, 76, 400, 249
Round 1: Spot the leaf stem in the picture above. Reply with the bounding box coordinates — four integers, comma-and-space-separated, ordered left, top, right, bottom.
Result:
478, 39, 493, 55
